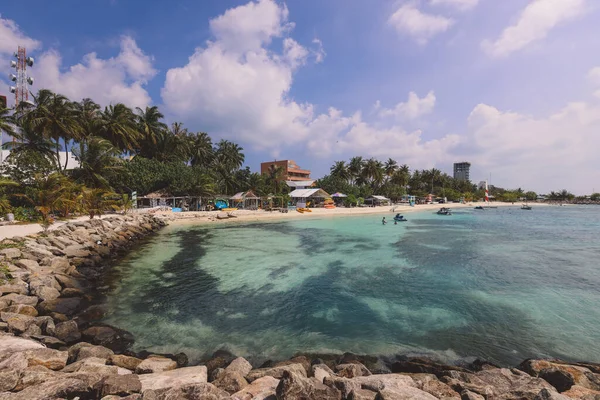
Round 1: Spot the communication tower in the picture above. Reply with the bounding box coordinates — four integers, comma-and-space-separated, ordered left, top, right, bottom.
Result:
9, 46, 34, 106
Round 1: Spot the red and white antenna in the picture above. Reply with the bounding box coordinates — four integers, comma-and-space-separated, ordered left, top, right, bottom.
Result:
485, 181, 489, 203
9, 46, 34, 106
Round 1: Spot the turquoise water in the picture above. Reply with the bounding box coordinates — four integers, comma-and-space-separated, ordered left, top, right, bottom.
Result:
103, 206, 600, 365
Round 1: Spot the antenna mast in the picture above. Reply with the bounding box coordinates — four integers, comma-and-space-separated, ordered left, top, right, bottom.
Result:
9, 46, 34, 106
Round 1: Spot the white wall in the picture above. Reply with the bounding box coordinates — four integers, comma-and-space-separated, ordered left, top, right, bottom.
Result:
0, 149, 80, 170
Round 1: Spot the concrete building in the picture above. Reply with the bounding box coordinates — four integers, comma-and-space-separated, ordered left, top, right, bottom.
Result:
260, 159, 310, 181
453, 162, 471, 181
1, 149, 80, 170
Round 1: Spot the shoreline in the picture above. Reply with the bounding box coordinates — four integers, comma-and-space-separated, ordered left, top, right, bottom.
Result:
1, 211, 598, 399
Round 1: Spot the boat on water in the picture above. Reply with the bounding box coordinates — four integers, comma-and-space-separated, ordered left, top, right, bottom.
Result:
437, 207, 452, 215
521, 204, 532, 210
474, 205, 484, 210
393, 214, 407, 221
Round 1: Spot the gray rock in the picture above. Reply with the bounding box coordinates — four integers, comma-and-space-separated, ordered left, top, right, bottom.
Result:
29, 334, 65, 349
213, 370, 249, 394
32, 285, 61, 301
77, 345, 115, 361
11, 365, 59, 392
5, 304, 38, 316
14, 259, 40, 271
64, 245, 92, 258
0, 377, 90, 400
0, 322, 7, 331
353, 374, 417, 393
68, 342, 94, 362
246, 362, 307, 382
336, 363, 371, 378
461, 390, 485, 400
54, 320, 81, 343
0, 280, 28, 295
375, 387, 438, 399
226, 356, 253, 377
1, 293, 38, 306
81, 324, 135, 352
101, 374, 142, 397
49, 257, 72, 274
0, 248, 21, 259
276, 369, 342, 400
410, 373, 460, 399
324, 376, 361, 398
231, 375, 279, 400
0, 368, 21, 392
138, 365, 208, 393
144, 382, 230, 399
135, 356, 178, 374
34, 315, 56, 336
0, 334, 45, 356
534, 388, 572, 400
1, 311, 36, 333
23, 348, 68, 370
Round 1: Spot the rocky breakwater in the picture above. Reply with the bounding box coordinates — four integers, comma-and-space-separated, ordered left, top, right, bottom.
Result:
1, 215, 600, 399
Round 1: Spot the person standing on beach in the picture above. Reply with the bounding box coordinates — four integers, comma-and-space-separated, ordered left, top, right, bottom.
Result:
382, 217, 387, 225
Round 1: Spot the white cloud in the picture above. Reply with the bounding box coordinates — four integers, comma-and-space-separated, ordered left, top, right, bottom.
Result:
588, 67, 600, 85
430, 0, 479, 12
0, 15, 40, 54
388, 3, 454, 44
36, 36, 155, 108
312, 38, 326, 63
483, 0, 586, 58
378, 91, 436, 120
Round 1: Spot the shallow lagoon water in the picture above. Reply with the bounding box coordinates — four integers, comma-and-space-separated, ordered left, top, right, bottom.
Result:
103, 206, 600, 365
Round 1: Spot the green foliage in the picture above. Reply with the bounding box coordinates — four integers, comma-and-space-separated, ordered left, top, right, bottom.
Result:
344, 194, 358, 207
13, 206, 41, 222
0, 262, 13, 284
590, 193, 600, 201
524, 191, 538, 201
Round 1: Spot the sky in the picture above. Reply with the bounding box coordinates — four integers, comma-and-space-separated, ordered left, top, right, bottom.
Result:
1, 0, 599, 194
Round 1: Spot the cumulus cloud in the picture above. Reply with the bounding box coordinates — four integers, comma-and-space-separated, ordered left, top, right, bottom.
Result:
388, 3, 454, 44
0, 15, 40, 54
483, 0, 586, 58
430, 0, 479, 12
36, 36, 156, 108
378, 91, 436, 120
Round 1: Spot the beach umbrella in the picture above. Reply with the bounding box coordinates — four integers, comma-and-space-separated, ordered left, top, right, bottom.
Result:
331, 192, 347, 197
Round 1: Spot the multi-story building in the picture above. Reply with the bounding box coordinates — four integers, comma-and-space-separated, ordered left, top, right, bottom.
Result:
260, 159, 310, 181
453, 162, 471, 181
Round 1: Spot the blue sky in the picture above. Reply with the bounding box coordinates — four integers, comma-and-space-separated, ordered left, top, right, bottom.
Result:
1, 0, 600, 193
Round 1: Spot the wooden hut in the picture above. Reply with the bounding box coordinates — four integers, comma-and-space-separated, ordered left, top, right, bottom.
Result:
229, 190, 260, 210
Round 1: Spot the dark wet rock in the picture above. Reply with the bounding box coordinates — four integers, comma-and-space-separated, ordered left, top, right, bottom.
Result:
29, 334, 65, 349
109, 354, 143, 371
55, 319, 81, 343
247, 363, 307, 383
37, 296, 83, 316
213, 370, 249, 394
210, 367, 225, 382
100, 374, 142, 397
465, 358, 501, 372
539, 369, 577, 393
135, 356, 178, 374
60, 287, 85, 297
519, 359, 600, 392
276, 369, 341, 400
77, 304, 109, 322
82, 324, 135, 352
34, 315, 55, 336
68, 341, 93, 362
391, 357, 468, 379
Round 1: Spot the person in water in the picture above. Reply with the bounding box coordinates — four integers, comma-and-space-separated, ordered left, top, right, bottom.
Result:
394, 220, 397, 225
382, 217, 387, 225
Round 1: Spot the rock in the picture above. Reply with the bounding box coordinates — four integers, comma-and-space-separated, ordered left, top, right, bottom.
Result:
231, 376, 279, 400
0, 248, 21, 259
0, 334, 44, 355
313, 364, 334, 383
1, 311, 36, 333
211, 367, 225, 382
0, 322, 7, 331
35, 316, 55, 336
276, 369, 342, 400
0, 280, 28, 295
520, 359, 600, 392
136, 350, 188, 368
29, 334, 65, 349
247, 363, 307, 382
0, 368, 22, 391
138, 365, 208, 393
64, 245, 91, 258
49, 257, 71, 273
31, 285, 61, 301
353, 374, 417, 393
82, 324, 135, 352
214, 370, 249, 394
101, 395, 141, 400
275, 356, 312, 375
54, 273, 86, 290
409, 373, 460, 399
37, 296, 82, 316
77, 304, 108, 322
144, 382, 230, 399
205, 356, 229, 379
347, 389, 378, 400
77, 344, 115, 361
1, 293, 38, 306
0, 353, 28, 391
101, 374, 142, 397
135, 356, 178, 374
460, 390, 485, 400
61, 287, 85, 297
323, 376, 361, 398
5, 304, 38, 316
443, 368, 557, 399
14, 259, 40, 271
226, 356, 253, 377
54, 320, 81, 343
109, 354, 143, 371
23, 322, 42, 335
534, 388, 573, 400
375, 387, 438, 399
391, 358, 468, 379
23, 348, 68, 370
0, 377, 90, 400
12, 365, 59, 391
562, 384, 600, 399
336, 363, 371, 378
68, 342, 94, 362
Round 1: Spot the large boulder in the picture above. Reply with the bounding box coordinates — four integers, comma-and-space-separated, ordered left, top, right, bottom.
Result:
5, 304, 38, 317
0, 334, 44, 357
0, 280, 28, 295
0, 352, 28, 392
391, 357, 468, 379
1, 293, 38, 306
519, 359, 600, 392
353, 374, 417, 393
409, 373, 460, 399
138, 365, 208, 393
0, 248, 21, 259
443, 368, 558, 399
213, 370, 249, 394
109, 354, 143, 371
561, 385, 600, 399
375, 387, 438, 399
31, 285, 61, 302
323, 376, 362, 399
247, 363, 307, 382
100, 374, 142, 397
77, 344, 115, 361
54, 320, 81, 343
313, 364, 335, 383
0, 368, 21, 392
226, 357, 253, 377
143, 382, 230, 400
336, 363, 371, 378
1, 311, 36, 333
0, 377, 91, 400
23, 348, 68, 370
231, 376, 279, 400
81, 324, 134, 352
37, 297, 83, 316
135, 356, 177, 374
12, 365, 59, 391
276, 369, 342, 400
14, 259, 40, 271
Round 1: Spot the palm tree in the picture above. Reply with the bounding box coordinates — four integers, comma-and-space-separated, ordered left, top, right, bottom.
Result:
361, 158, 384, 190
25, 89, 81, 171
266, 164, 285, 194
71, 137, 123, 189
0, 107, 17, 138
428, 168, 441, 194
3, 117, 57, 165
330, 161, 350, 182
73, 98, 102, 140
384, 158, 398, 182
348, 156, 363, 186
135, 106, 167, 155
17, 173, 71, 230
99, 104, 140, 152
82, 188, 119, 219
214, 139, 244, 173
188, 132, 214, 168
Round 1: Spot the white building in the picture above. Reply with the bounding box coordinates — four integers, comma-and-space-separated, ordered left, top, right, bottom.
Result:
0, 149, 80, 169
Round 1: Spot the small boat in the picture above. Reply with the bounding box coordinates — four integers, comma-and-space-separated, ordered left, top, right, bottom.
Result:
521, 204, 532, 210
437, 207, 452, 215
393, 214, 407, 221
296, 208, 304, 213
474, 206, 484, 210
